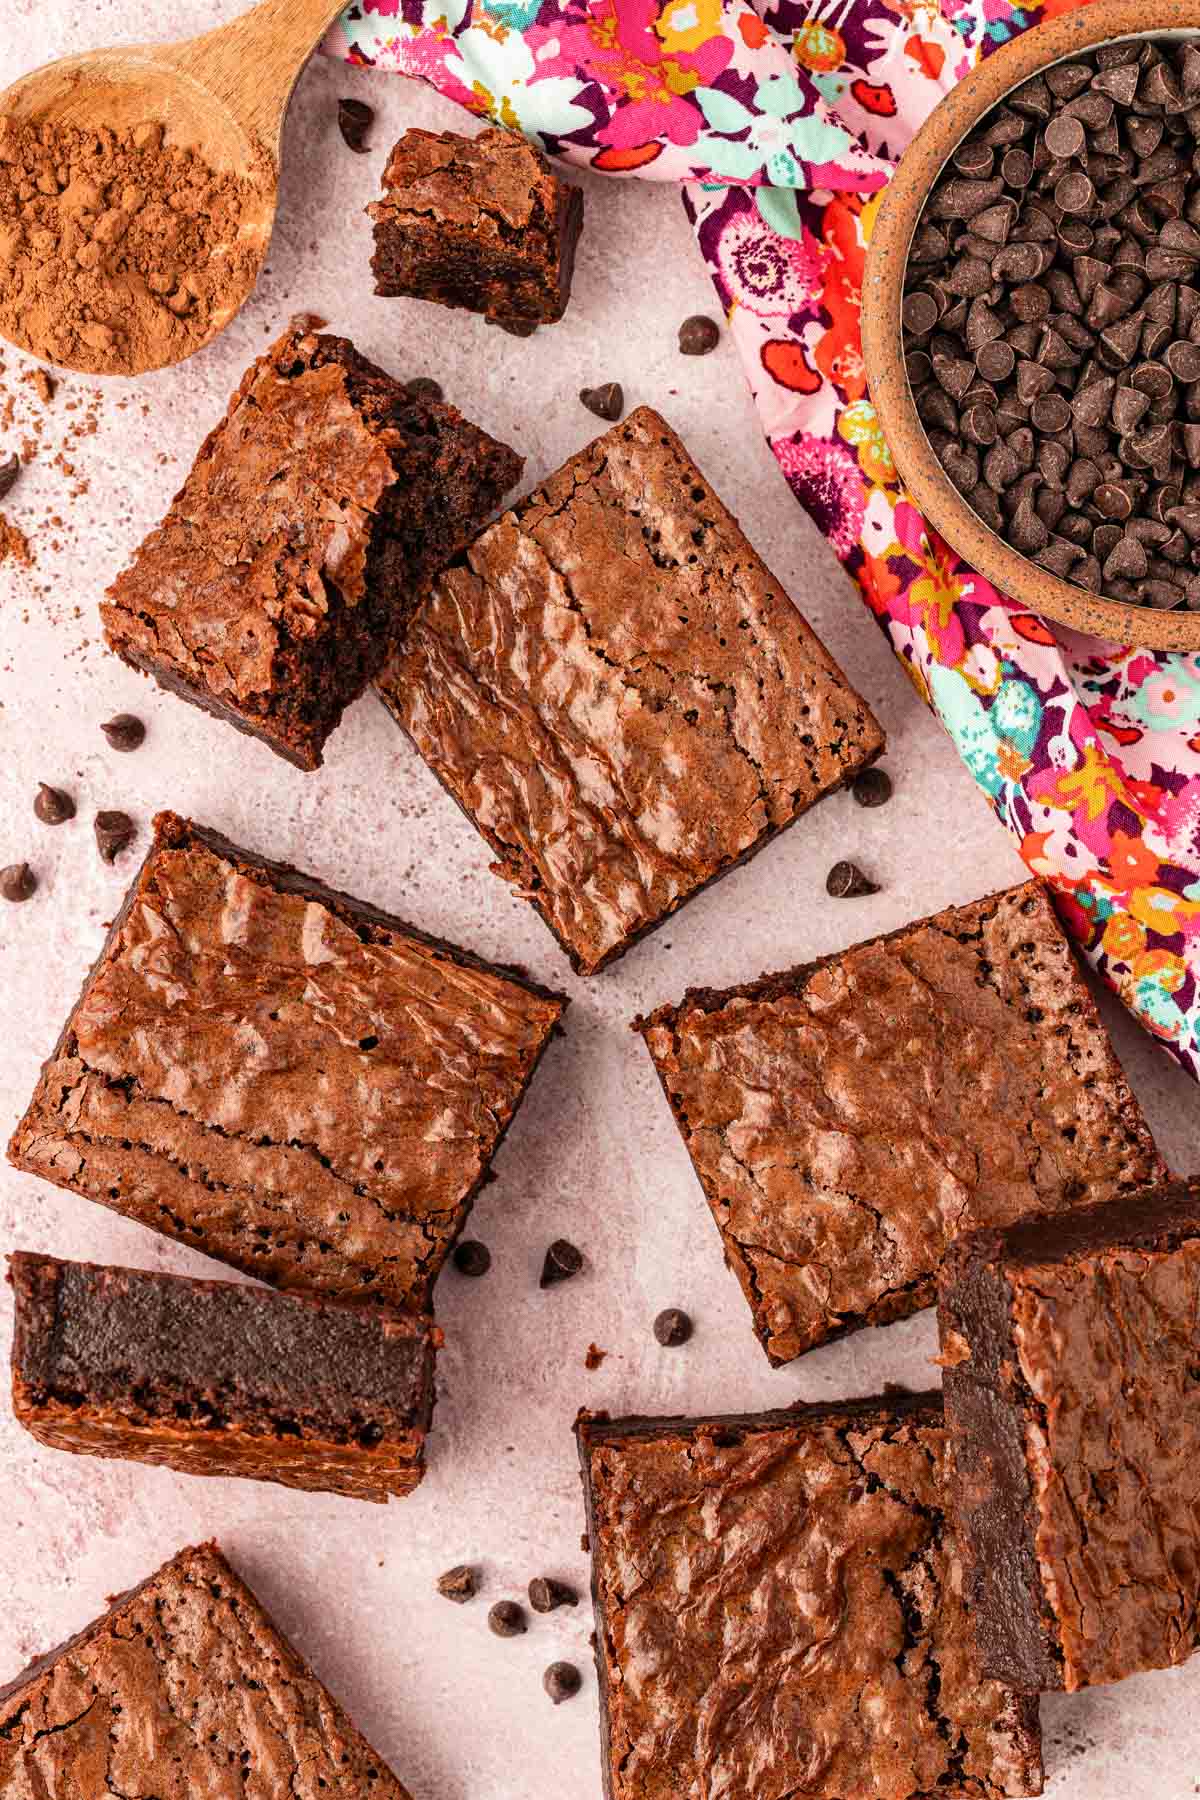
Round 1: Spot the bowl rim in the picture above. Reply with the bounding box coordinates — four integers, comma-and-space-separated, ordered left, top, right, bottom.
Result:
861, 1, 1200, 653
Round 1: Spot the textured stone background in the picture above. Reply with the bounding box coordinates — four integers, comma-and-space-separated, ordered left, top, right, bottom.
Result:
2, 5, 1200, 1794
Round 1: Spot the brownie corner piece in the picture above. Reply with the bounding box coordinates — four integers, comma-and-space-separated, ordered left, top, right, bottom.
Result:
369, 126, 584, 325
576, 1395, 1043, 1800
939, 1180, 1200, 1694
379, 405, 884, 975
101, 322, 522, 769
7, 810, 566, 1314
0, 1541, 416, 1795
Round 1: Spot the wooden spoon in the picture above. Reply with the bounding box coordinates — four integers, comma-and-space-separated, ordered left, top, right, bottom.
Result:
0, 0, 352, 374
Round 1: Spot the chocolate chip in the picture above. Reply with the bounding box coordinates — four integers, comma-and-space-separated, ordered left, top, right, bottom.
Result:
543, 1662, 582, 1704
653, 1307, 694, 1346
540, 1238, 583, 1287
529, 1577, 579, 1613
34, 783, 74, 825
962, 404, 999, 446
1002, 148, 1033, 187
825, 860, 878, 899
488, 1601, 527, 1638
94, 810, 135, 864
403, 377, 444, 403
337, 97, 373, 153
678, 315, 720, 355
976, 341, 1015, 383
1045, 116, 1086, 160
436, 1565, 478, 1604
100, 712, 145, 752
852, 766, 893, 808
1054, 171, 1094, 214
1168, 340, 1200, 382
579, 382, 624, 422
0, 453, 19, 502
1094, 63, 1139, 106
1095, 481, 1135, 520
1112, 387, 1151, 434
0, 862, 35, 903
452, 1239, 492, 1277
1030, 393, 1070, 433
902, 292, 939, 336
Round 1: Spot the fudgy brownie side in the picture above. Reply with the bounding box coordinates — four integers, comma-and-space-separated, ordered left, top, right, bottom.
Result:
369, 127, 584, 324
576, 1397, 1043, 1800
9, 1253, 437, 1502
0, 1541, 415, 1794
940, 1182, 1200, 1693
7, 812, 566, 1313
102, 325, 522, 769
635, 880, 1167, 1364
378, 406, 884, 975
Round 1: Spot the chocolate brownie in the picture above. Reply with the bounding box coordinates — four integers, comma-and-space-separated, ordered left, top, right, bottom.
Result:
368, 127, 584, 325
637, 880, 1166, 1363
102, 324, 522, 769
9, 1252, 437, 1502
0, 1541, 414, 1795
7, 812, 566, 1312
378, 408, 885, 974
940, 1181, 1200, 1693
576, 1396, 1044, 1800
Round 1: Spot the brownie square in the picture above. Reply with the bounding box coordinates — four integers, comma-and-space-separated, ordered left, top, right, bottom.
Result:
378, 407, 885, 974
637, 880, 1166, 1364
102, 324, 523, 769
368, 127, 584, 325
0, 1541, 414, 1794
9, 1252, 437, 1502
940, 1182, 1200, 1693
7, 811, 566, 1313
577, 1396, 1043, 1800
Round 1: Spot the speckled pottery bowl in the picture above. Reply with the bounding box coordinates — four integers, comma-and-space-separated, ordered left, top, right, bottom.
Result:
862, 1, 1200, 651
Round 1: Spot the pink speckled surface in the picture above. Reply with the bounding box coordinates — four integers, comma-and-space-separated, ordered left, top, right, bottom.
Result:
3, 6, 1200, 1795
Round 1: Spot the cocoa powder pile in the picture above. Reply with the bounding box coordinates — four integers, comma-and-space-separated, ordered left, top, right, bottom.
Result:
0, 115, 268, 375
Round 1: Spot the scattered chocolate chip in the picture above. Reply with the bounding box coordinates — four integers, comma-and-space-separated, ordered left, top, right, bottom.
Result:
100, 712, 145, 752
825, 860, 879, 899
34, 783, 74, 825
0, 862, 36, 903
403, 376, 444, 403
94, 810, 135, 864
337, 97, 373, 153
653, 1307, 693, 1346
488, 1600, 527, 1638
543, 1662, 582, 1705
584, 1342, 607, 1370
452, 1239, 492, 1277
851, 766, 893, 809
32, 369, 55, 405
529, 1577, 579, 1614
579, 382, 624, 422
540, 1238, 583, 1287
0, 453, 19, 502
678, 314, 720, 356
436, 1565, 478, 1604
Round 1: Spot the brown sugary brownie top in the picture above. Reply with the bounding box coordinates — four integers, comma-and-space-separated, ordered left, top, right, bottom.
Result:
941, 1182, 1200, 1692
7, 812, 565, 1311
637, 880, 1166, 1364
0, 1541, 413, 1795
9, 1253, 434, 1442
577, 1398, 1043, 1800
379, 406, 884, 974
372, 126, 565, 240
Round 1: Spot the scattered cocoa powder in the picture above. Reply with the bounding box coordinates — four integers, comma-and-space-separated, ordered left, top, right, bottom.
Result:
0, 115, 270, 375
0, 513, 32, 565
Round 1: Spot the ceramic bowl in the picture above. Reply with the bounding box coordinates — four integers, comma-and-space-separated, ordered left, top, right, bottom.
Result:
862, 2, 1200, 650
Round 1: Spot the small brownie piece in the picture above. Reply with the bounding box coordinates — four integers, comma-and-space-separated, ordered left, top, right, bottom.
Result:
0, 1541, 415, 1795
7, 812, 565, 1313
9, 1252, 437, 1502
577, 1396, 1043, 1800
102, 324, 522, 769
940, 1183, 1200, 1694
637, 881, 1165, 1364
369, 127, 583, 326
378, 407, 884, 974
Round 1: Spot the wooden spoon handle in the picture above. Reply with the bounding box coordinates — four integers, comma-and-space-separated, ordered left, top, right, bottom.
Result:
171, 0, 351, 152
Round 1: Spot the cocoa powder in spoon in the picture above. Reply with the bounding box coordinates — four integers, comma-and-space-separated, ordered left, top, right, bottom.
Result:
0, 115, 268, 375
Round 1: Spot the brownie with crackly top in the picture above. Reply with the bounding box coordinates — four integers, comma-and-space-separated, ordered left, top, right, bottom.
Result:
940, 1182, 1200, 1694
368, 127, 584, 325
102, 324, 522, 769
6, 811, 566, 1313
9, 1252, 437, 1502
0, 1541, 415, 1795
377, 407, 885, 975
636, 880, 1166, 1364
576, 1396, 1044, 1800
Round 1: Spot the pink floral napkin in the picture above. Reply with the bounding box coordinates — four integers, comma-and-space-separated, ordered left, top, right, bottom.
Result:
332, 0, 1200, 1079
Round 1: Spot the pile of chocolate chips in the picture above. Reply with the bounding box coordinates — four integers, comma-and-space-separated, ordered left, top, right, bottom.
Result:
902, 36, 1200, 610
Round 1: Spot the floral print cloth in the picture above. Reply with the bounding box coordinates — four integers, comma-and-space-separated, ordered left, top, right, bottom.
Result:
333, 0, 1200, 1079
